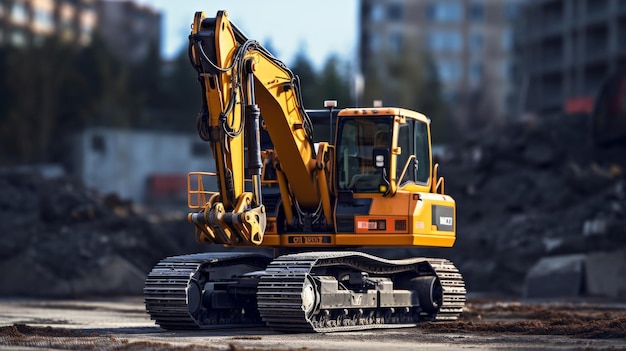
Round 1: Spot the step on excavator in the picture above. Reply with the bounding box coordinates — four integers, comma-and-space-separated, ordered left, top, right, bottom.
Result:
144, 10, 466, 332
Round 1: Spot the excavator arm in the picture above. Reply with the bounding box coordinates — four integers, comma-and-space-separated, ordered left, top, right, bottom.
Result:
187, 11, 332, 246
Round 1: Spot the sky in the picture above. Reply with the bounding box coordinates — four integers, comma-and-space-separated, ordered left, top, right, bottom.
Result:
131, 0, 359, 69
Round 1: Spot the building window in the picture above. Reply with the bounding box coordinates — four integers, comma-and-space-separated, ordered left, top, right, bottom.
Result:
91, 135, 106, 153
34, 8, 53, 29
427, 31, 462, 52
469, 32, 483, 52
387, 3, 403, 21
11, 2, 28, 24
469, 62, 483, 86
504, 3, 519, 21
389, 32, 403, 53
10, 30, 26, 46
371, 3, 384, 21
80, 25, 92, 44
436, 60, 462, 83
502, 29, 513, 50
501, 61, 512, 80
369, 33, 382, 52
427, 1, 463, 22
469, 1, 485, 22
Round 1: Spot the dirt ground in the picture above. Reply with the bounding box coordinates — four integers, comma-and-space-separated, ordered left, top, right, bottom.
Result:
0, 297, 625, 351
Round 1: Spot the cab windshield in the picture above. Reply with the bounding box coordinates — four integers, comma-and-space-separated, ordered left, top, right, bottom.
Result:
336, 117, 391, 192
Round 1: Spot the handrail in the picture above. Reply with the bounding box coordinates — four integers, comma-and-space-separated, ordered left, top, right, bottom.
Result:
188, 172, 219, 209
431, 163, 445, 194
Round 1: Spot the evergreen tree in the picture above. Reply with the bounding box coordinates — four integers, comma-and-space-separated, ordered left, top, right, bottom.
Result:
158, 47, 202, 131
316, 55, 351, 108
290, 50, 318, 108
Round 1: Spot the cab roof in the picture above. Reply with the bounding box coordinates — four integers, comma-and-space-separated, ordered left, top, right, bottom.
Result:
338, 107, 430, 124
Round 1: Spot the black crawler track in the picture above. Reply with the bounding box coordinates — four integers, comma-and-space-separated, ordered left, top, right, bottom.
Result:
257, 251, 466, 332
145, 251, 466, 332
144, 252, 271, 330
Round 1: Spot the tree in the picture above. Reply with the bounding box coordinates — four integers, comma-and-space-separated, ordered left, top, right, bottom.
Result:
0, 35, 147, 165
0, 38, 78, 163
156, 47, 202, 131
316, 55, 351, 108
290, 50, 318, 108
291, 52, 351, 109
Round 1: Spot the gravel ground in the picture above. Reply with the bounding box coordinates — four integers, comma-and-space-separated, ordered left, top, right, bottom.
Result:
0, 297, 625, 351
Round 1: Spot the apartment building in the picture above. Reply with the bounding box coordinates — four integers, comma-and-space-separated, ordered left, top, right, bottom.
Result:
0, 0, 97, 46
97, 0, 161, 63
0, 0, 160, 65
515, 0, 626, 117
360, 0, 525, 127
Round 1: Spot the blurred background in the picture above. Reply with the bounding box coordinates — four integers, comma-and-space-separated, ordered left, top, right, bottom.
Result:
0, 0, 624, 299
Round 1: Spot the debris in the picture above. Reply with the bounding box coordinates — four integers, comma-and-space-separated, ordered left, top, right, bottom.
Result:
586, 249, 626, 298
524, 254, 586, 298
423, 113, 626, 296
0, 171, 204, 297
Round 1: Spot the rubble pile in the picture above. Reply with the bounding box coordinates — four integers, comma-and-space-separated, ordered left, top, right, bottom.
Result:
435, 114, 626, 295
0, 172, 203, 297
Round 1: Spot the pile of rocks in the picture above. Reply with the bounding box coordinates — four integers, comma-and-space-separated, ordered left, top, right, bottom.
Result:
434, 114, 626, 296
0, 171, 203, 297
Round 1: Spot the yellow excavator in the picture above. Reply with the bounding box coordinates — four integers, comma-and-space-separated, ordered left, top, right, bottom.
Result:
144, 10, 465, 332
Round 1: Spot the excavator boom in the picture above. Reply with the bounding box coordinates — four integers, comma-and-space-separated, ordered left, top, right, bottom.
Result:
186, 11, 332, 246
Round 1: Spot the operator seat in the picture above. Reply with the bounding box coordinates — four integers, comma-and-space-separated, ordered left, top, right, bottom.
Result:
348, 130, 389, 190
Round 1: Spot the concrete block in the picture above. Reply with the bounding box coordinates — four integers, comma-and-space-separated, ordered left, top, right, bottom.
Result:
71, 255, 146, 296
586, 249, 626, 298
524, 254, 586, 298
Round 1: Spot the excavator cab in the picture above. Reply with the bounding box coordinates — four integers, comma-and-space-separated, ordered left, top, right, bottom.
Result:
337, 117, 391, 192
335, 108, 434, 196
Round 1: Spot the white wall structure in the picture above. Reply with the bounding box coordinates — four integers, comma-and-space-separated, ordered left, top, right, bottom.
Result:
73, 127, 216, 204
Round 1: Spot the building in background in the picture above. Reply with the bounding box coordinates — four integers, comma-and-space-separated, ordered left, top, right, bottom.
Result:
359, 0, 524, 127
73, 127, 215, 206
515, 0, 626, 118
0, 0, 160, 64
96, 0, 161, 63
0, 0, 97, 46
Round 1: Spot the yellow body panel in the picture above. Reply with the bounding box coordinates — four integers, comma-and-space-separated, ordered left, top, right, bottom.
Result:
250, 189, 456, 249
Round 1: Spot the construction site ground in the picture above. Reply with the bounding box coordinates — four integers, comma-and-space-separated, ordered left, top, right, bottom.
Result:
1, 297, 625, 351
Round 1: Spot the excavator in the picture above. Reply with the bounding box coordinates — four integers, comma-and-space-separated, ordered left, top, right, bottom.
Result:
144, 10, 465, 333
